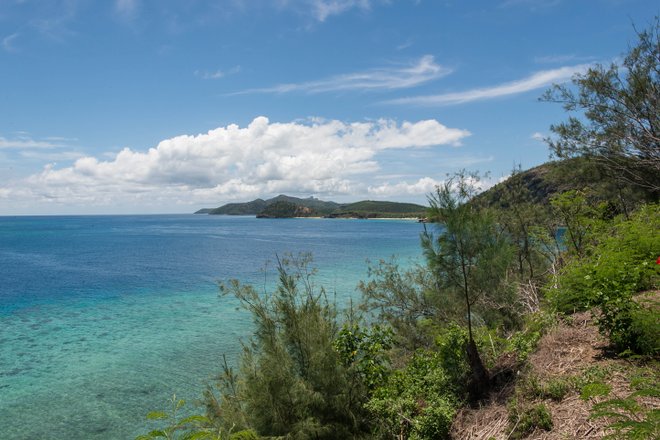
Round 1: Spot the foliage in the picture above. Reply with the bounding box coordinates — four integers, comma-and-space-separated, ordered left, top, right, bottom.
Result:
548, 203, 660, 354
424, 171, 518, 336
423, 171, 517, 398
507, 399, 553, 440
542, 18, 660, 192
206, 254, 375, 439
506, 311, 556, 362
489, 164, 550, 281
331, 200, 427, 218
549, 190, 602, 258
366, 349, 460, 440
136, 395, 220, 440
359, 258, 462, 352
334, 322, 394, 390
583, 371, 660, 440
519, 374, 573, 402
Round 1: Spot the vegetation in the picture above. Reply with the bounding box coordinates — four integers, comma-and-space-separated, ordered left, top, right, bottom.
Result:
141, 20, 659, 440
423, 171, 516, 399
255, 201, 317, 218
328, 200, 426, 219
197, 195, 427, 219
542, 17, 659, 193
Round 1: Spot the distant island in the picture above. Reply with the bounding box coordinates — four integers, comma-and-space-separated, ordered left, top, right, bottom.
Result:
195, 195, 427, 219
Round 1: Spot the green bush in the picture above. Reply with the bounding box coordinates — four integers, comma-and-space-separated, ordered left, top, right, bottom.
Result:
229, 430, 258, 440
507, 400, 553, 440
549, 204, 660, 354
367, 350, 460, 440
206, 254, 376, 439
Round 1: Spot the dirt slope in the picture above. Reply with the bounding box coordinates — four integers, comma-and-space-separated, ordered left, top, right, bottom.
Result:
450, 312, 659, 439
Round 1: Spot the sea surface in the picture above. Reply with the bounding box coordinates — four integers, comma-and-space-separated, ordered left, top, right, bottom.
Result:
0, 214, 423, 439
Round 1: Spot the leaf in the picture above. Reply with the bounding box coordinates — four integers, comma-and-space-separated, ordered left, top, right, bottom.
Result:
146, 411, 169, 420
181, 431, 215, 440
178, 415, 209, 426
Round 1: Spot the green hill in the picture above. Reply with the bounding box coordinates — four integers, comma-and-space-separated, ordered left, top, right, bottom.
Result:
196, 196, 427, 219
256, 201, 319, 218
473, 157, 658, 213
328, 200, 427, 219
201, 195, 338, 216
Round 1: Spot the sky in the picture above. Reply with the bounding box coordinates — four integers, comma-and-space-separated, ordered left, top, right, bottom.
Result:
0, 0, 657, 215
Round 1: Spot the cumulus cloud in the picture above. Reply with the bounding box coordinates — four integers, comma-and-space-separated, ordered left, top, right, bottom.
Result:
234, 55, 451, 94
368, 177, 443, 197
384, 64, 591, 106
2, 117, 470, 210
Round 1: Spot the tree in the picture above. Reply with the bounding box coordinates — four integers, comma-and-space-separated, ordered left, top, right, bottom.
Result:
422, 171, 514, 400
542, 18, 660, 192
205, 254, 374, 439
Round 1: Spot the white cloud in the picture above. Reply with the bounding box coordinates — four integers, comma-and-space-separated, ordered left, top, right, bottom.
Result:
115, 0, 140, 20
195, 66, 241, 80
0, 135, 63, 149
384, 64, 591, 106
20, 150, 84, 161
368, 177, 443, 197
2, 33, 19, 52
1, 117, 470, 211
499, 0, 561, 9
534, 54, 597, 65
531, 132, 545, 141
235, 55, 451, 94
306, 0, 371, 22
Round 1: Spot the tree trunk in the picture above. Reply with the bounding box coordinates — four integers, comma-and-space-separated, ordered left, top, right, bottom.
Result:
466, 337, 490, 402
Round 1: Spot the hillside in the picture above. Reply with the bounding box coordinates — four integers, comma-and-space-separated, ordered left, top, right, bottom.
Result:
256, 201, 318, 218
327, 200, 426, 219
197, 195, 338, 216
451, 308, 659, 439
196, 196, 426, 219
473, 157, 658, 212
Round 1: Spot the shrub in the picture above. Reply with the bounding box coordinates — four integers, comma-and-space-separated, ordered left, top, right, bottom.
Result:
367, 350, 460, 440
507, 399, 553, 440
207, 254, 375, 439
549, 204, 660, 354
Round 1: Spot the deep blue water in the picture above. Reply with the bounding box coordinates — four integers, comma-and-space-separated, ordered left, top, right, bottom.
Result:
0, 215, 423, 439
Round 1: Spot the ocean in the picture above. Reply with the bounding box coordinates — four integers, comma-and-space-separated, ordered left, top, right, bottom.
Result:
0, 214, 423, 439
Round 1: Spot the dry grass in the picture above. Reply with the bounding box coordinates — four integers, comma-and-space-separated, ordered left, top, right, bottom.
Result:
450, 311, 659, 439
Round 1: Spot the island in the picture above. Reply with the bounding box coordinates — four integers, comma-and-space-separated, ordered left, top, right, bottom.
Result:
195, 195, 427, 219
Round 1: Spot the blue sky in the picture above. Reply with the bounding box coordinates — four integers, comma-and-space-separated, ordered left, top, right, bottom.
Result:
0, 0, 656, 215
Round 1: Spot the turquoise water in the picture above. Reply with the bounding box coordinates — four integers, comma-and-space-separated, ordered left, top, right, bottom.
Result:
0, 215, 423, 439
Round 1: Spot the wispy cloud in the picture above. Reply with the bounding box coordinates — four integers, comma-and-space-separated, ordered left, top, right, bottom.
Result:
307, 0, 372, 22
195, 66, 241, 80
115, 0, 140, 21
2, 33, 19, 52
499, 0, 561, 10
20, 150, 83, 161
234, 55, 451, 95
531, 132, 545, 141
0, 135, 65, 149
384, 64, 591, 106
534, 54, 595, 64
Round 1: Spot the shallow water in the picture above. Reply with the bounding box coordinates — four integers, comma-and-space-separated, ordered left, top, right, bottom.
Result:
0, 215, 422, 439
